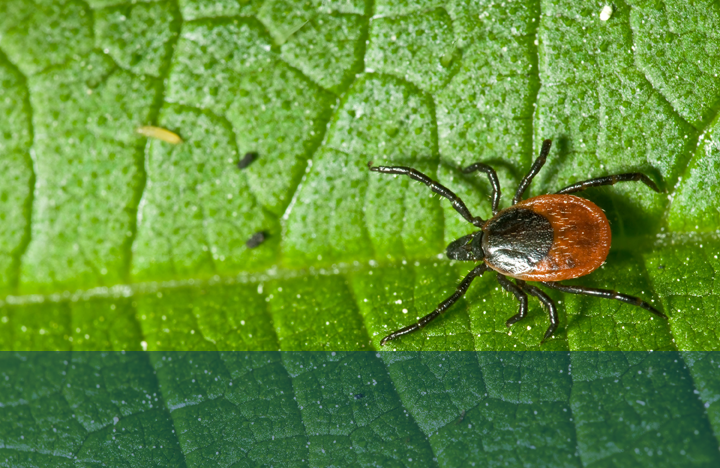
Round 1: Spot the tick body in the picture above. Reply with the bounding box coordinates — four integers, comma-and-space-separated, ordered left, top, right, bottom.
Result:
484, 194, 611, 282
369, 139, 667, 346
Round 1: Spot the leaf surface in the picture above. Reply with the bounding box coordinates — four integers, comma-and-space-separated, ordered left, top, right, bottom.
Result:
1, 351, 719, 466
1, 0, 720, 353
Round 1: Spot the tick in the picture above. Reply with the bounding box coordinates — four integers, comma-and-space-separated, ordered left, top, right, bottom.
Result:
369, 139, 668, 346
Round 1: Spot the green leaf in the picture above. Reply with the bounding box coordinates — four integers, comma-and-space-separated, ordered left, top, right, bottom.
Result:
1, 351, 720, 466
2, 0, 720, 352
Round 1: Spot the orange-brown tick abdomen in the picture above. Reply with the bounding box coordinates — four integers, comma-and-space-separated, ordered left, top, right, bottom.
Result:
484, 194, 611, 282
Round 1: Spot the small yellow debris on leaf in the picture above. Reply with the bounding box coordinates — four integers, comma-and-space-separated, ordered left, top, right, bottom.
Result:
136, 125, 183, 144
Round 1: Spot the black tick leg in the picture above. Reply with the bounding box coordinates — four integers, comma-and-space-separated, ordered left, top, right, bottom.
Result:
369, 164, 485, 228
462, 163, 501, 215
517, 280, 559, 343
380, 264, 490, 346
496, 274, 528, 327
513, 139, 553, 205
556, 173, 661, 195
540, 282, 667, 319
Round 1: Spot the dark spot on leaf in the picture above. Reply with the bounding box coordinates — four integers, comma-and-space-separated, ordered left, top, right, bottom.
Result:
246, 231, 267, 249
237, 152, 258, 169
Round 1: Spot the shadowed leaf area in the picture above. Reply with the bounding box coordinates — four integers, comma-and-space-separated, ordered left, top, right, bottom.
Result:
2, 0, 720, 354
1, 351, 720, 466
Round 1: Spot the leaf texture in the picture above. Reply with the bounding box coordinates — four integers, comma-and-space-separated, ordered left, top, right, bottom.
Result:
0, 351, 719, 466
1, 0, 720, 353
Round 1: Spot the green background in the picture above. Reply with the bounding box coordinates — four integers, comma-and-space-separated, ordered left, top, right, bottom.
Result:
3, 0, 720, 464
2, 0, 720, 351
2, 351, 720, 467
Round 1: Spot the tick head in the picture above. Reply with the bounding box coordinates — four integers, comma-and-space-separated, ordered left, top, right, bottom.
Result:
446, 231, 484, 261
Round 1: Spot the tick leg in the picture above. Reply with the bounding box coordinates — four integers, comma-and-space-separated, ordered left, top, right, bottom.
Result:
379, 264, 490, 346
513, 139, 553, 205
516, 281, 559, 343
496, 274, 528, 327
555, 173, 661, 195
462, 163, 501, 215
369, 165, 485, 228
540, 282, 667, 319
